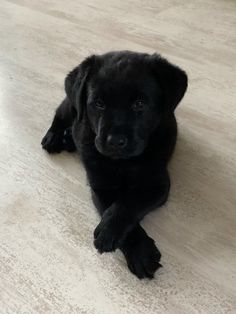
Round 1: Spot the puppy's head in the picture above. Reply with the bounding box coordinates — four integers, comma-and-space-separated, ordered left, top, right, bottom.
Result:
65, 51, 187, 159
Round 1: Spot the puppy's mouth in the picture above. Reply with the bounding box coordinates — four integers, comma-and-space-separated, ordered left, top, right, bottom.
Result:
102, 151, 131, 160
95, 145, 131, 160
95, 137, 144, 160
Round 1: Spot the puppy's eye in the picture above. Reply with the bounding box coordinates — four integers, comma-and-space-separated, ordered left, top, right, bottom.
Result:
94, 99, 105, 110
132, 100, 145, 112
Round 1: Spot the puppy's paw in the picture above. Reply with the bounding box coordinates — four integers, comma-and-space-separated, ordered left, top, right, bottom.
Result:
41, 129, 64, 153
94, 209, 126, 253
123, 236, 162, 279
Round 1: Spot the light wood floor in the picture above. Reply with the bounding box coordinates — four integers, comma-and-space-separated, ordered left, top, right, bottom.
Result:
0, 0, 236, 313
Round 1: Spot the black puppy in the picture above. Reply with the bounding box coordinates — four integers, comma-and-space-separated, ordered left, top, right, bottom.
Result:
41, 51, 187, 279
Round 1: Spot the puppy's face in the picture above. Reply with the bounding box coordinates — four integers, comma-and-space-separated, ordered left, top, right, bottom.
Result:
86, 66, 162, 159
65, 51, 187, 159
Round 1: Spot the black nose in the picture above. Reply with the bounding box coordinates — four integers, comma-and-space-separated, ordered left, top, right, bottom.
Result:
107, 134, 128, 149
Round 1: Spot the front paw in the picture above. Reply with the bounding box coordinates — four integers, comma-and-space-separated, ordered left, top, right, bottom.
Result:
122, 236, 162, 279
41, 129, 64, 153
94, 209, 127, 253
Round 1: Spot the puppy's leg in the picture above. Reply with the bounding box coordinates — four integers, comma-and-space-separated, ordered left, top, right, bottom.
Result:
91, 189, 118, 216
41, 98, 76, 153
119, 225, 162, 279
91, 188, 162, 279
93, 171, 170, 253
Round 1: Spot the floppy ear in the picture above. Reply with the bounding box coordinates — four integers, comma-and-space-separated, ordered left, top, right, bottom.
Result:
150, 54, 188, 113
65, 55, 95, 121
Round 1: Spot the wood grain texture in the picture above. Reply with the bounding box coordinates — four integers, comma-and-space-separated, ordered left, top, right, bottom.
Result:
0, 0, 236, 313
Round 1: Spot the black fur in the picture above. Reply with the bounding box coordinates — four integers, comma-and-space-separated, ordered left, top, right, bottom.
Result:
41, 51, 188, 279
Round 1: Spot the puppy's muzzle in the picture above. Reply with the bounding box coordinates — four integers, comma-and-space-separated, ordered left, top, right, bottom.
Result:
106, 134, 128, 150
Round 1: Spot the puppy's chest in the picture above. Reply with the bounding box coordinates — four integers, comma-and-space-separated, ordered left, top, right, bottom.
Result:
117, 164, 145, 188
86, 160, 144, 189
